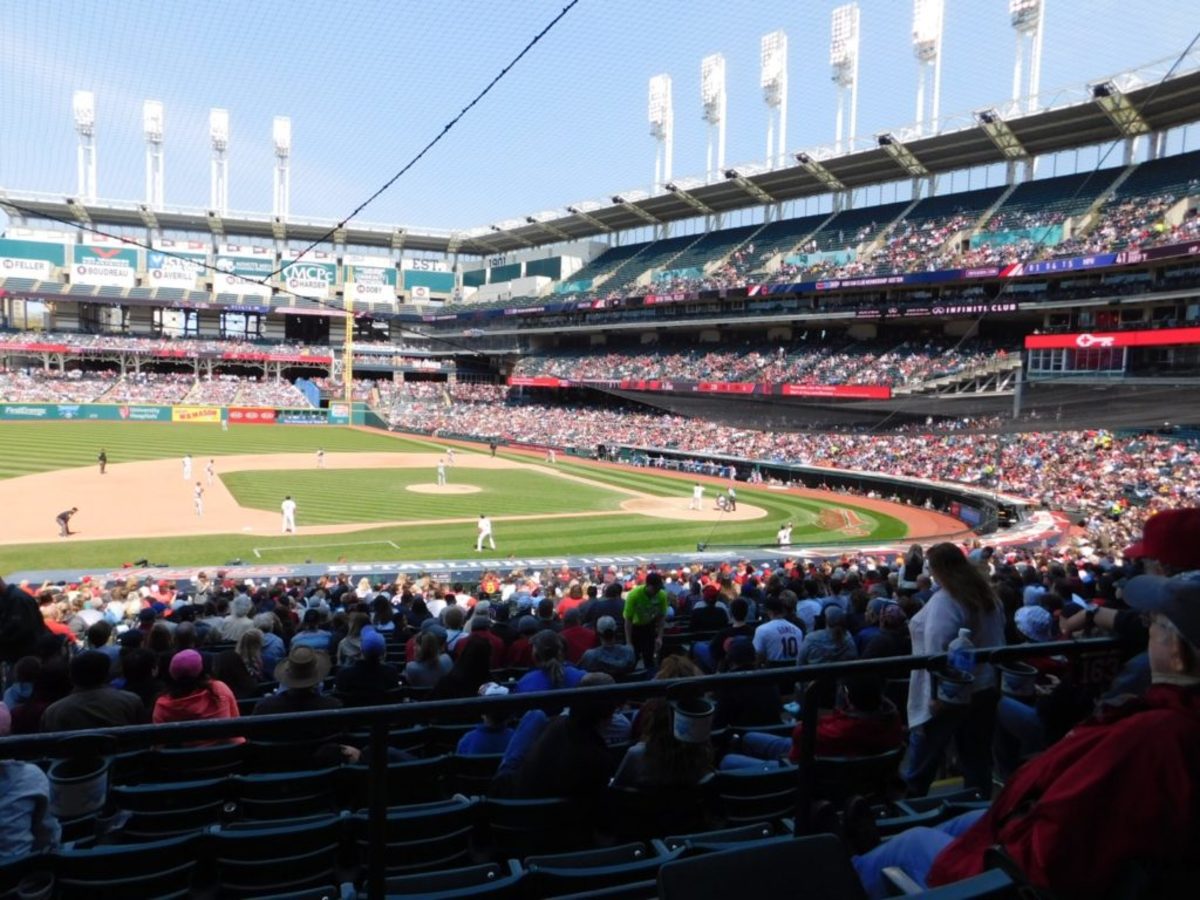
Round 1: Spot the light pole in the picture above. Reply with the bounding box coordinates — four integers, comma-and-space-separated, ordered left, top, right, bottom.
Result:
648, 74, 674, 192
72, 90, 97, 202
1009, 0, 1046, 113
209, 108, 230, 216
273, 116, 291, 220
830, 4, 860, 155
912, 0, 945, 137
761, 31, 788, 169
143, 100, 164, 209
701, 53, 727, 183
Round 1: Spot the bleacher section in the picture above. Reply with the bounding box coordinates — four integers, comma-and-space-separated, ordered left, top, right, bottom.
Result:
981, 167, 1124, 234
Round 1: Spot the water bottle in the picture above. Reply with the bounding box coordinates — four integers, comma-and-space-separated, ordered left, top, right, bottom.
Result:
939, 628, 975, 705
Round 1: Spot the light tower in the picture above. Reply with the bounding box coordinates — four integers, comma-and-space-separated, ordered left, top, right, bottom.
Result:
1009, 0, 1046, 113
830, 3, 861, 154
272, 116, 291, 220
72, 90, 97, 202
761, 31, 788, 168
209, 108, 230, 216
911, 0, 945, 137
648, 74, 674, 192
701, 53, 727, 183
143, 100, 164, 209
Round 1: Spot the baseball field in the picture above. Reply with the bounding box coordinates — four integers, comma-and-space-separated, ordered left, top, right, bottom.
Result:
0, 422, 964, 575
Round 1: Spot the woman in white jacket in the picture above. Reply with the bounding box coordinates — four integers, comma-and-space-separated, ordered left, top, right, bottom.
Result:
903, 542, 1006, 797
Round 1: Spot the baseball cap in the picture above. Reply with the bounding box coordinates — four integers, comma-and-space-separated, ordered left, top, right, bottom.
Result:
1014, 605, 1053, 643
596, 615, 617, 634
478, 682, 509, 696
1124, 508, 1200, 569
1123, 575, 1200, 647
360, 626, 386, 657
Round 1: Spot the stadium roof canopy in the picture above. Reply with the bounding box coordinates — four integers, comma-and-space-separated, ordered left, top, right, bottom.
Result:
4, 65, 1200, 258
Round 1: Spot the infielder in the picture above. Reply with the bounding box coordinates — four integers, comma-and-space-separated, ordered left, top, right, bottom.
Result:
726, 486, 737, 511
436, 460, 447, 486
446, 447, 456, 466
56, 507, 78, 538
182, 454, 192, 481
316, 448, 326, 469
193, 482, 205, 517
689, 482, 704, 511
545, 447, 557, 464
281, 495, 297, 534
475, 514, 495, 552
205, 458, 215, 486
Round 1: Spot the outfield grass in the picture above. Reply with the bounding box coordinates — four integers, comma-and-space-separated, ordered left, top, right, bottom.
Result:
0, 423, 911, 573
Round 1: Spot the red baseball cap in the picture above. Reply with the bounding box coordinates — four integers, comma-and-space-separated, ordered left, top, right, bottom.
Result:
1125, 508, 1200, 569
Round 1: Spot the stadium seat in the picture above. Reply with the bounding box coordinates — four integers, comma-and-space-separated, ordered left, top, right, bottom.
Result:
246, 737, 336, 773
882, 867, 1020, 898
110, 776, 229, 839
656, 820, 787, 855
348, 796, 477, 875
53, 833, 202, 900
210, 813, 347, 897
606, 775, 716, 841
812, 746, 904, 804
658, 834, 865, 899
427, 722, 476, 753
0, 853, 48, 900
713, 765, 801, 825
231, 767, 339, 820
523, 842, 681, 896
365, 861, 525, 899
341, 755, 449, 809
482, 796, 592, 859
448, 752, 505, 794
148, 741, 246, 780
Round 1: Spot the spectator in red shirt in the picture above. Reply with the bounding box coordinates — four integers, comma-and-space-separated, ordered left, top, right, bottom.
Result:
559, 609, 598, 664
459, 602, 506, 669
505, 616, 539, 669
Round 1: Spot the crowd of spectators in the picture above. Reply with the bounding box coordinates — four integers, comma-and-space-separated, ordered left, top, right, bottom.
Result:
2, 504, 1197, 895
0, 331, 316, 357
0, 369, 315, 407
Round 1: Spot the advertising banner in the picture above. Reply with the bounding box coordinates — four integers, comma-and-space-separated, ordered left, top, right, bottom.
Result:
1, 404, 56, 419
508, 376, 570, 388
214, 245, 275, 298
344, 255, 397, 304
400, 258, 450, 273
114, 404, 171, 421
148, 240, 208, 289
280, 250, 337, 299
72, 244, 138, 287
1024, 327, 1200, 351
0, 238, 67, 280
227, 407, 278, 424
277, 409, 328, 424
171, 406, 222, 424
327, 402, 351, 424
780, 384, 892, 399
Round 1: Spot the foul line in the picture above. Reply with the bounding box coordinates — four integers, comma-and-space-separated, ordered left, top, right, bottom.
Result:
254, 539, 400, 559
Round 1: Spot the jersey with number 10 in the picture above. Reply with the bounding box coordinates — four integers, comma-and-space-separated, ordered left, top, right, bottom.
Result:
752, 619, 806, 662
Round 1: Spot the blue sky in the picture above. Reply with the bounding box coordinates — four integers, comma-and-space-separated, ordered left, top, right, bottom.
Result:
0, 0, 1195, 233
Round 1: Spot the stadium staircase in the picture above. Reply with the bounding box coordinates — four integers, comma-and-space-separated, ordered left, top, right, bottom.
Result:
892, 353, 1023, 396
748, 211, 839, 276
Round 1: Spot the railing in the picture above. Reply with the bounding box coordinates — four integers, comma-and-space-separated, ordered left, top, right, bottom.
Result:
0, 638, 1121, 898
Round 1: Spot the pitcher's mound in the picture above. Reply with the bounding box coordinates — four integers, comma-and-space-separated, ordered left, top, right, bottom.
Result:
407, 483, 481, 494
620, 497, 768, 521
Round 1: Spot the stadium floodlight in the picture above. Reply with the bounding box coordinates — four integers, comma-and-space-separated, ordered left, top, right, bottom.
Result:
612, 193, 660, 226
911, 0, 944, 136
701, 53, 727, 182
143, 100, 164, 210
664, 181, 715, 216
648, 74, 674, 192
1009, 0, 1046, 113
724, 168, 775, 204
761, 30, 788, 168
1090, 80, 1150, 137
209, 108, 230, 217
829, 4, 861, 154
272, 116, 291, 220
566, 203, 613, 234
72, 90, 97, 203
524, 212, 572, 242
795, 151, 845, 191
877, 133, 928, 176
974, 108, 1027, 160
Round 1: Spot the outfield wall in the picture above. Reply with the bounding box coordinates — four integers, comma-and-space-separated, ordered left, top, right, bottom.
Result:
0, 402, 329, 424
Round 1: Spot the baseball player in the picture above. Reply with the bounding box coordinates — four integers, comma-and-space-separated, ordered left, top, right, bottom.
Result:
436, 460, 447, 486
205, 458, 216, 486
726, 486, 737, 511
221, 416, 229, 432
689, 482, 704, 511
97, 449, 107, 475
316, 448, 326, 469
776, 521, 793, 548
545, 447, 557, 464
56, 507, 78, 538
193, 482, 205, 517
475, 514, 495, 552
446, 447, 456, 466
281, 495, 297, 534
182, 454, 192, 481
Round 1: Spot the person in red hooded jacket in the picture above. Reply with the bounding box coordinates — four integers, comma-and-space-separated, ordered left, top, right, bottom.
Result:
152, 650, 241, 746
851, 574, 1200, 898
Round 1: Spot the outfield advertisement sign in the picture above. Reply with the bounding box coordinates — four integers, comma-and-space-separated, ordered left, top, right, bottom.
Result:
227, 407, 277, 424
281, 251, 337, 299
344, 255, 397, 304
214, 245, 275, 298
72, 244, 139, 287
149, 240, 208, 288
0, 238, 67, 280
172, 406, 222, 424
0, 403, 171, 421
327, 402, 351, 425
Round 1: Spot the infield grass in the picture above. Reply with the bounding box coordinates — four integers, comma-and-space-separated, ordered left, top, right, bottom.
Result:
0, 423, 911, 573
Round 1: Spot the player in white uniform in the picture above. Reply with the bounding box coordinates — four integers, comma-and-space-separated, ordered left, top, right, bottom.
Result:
777, 522, 793, 547
182, 454, 192, 481
316, 448, 326, 469
475, 514, 495, 551
205, 459, 215, 486
752, 598, 806, 663
446, 447, 456, 466
281, 495, 297, 534
726, 486, 737, 511
193, 482, 204, 517
436, 460, 447, 486
545, 447, 557, 464
689, 482, 704, 510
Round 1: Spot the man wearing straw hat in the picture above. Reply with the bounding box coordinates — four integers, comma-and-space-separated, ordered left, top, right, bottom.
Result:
252, 646, 340, 717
